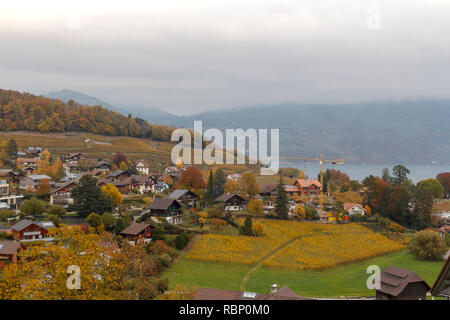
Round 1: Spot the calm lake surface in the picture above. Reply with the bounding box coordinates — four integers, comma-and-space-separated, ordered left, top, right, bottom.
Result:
283, 162, 450, 183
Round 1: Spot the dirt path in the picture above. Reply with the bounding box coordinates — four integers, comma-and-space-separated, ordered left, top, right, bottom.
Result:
239, 235, 303, 292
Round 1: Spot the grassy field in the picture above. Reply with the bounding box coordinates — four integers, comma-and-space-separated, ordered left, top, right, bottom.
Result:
162, 249, 445, 298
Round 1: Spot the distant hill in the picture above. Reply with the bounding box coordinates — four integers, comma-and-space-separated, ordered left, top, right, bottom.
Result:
45, 89, 180, 125
166, 101, 450, 164
43, 89, 450, 164
0, 89, 173, 141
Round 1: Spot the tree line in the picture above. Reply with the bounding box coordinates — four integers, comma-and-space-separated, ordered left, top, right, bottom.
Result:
0, 89, 173, 141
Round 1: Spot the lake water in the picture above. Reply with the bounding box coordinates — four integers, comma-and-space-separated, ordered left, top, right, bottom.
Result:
282, 162, 450, 183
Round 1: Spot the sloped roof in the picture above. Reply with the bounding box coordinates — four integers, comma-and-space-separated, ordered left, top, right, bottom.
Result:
378, 266, 430, 297
343, 203, 364, 212
168, 189, 198, 200
120, 223, 150, 236
50, 181, 80, 194
194, 286, 313, 300
148, 198, 180, 210
259, 184, 277, 194
295, 179, 322, 188
431, 255, 450, 297
0, 241, 23, 256
11, 219, 55, 231
107, 170, 127, 178
215, 193, 245, 202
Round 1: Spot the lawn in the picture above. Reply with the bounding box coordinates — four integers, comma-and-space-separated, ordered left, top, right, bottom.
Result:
162, 249, 445, 298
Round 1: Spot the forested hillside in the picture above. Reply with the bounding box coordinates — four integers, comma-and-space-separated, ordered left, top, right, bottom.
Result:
0, 89, 173, 141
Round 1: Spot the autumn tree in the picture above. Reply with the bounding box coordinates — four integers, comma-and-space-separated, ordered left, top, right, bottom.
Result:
418, 178, 444, 199
223, 179, 240, 194
239, 172, 259, 198
409, 230, 448, 261
113, 152, 128, 167
295, 205, 306, 220
36, 178, 51, 196
101, 183, 123, 206
436, 172, 450, 199
248, 199, 264, 215
178, 166, 206, 190
86, 212, 102, 228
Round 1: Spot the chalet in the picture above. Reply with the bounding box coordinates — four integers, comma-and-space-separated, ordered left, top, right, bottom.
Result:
17, 158, 39, 169
0, 240, 25, 267
64, 162, 80, 173
259, 184, 277, 198
431, 255, 450, 299
107, 170, 131, 181
64, 153, 84, 164
11, 219, 56, 242
343, 203, 366, 215
93, 161, 112, 172
195, 285, 313, 300
49, 181, 80, 205
168, 189, 198, 207
22, 166, 35, 175
100, 175, 156, 195
215, 193, 247, 211
154, 182, 170, 193
292, 179, 322, 196
147, 198, 182, 224
376, 266, 430, 300
60, 173, 83, 183
22, 147, 42, 158
164, 166, 179, 174
19, 174, 54, 191
120, 223, 151, 243
0, 169, 21, 183
135, 159, 149, 175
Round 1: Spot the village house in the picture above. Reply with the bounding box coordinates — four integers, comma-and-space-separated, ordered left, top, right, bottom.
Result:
258, 184, 278, 198
343, 203, 366, 215
49, 181, 80, 205
119, 223, 151, 243
431, 255, 450, 299
215, 193, 247, 211
135, 159, 149, 175
164, 166, 179, 174
0, 169, 21, 183
64, 153, 84, 164
147, 198, 182, 224
93, 161, 112, 172
107, 170, 131, 181
438, 225, 450, 238
19, 174, 54, 191
0, 179, 23, 211
195, 285, 312, 300
11, 219, 56, 242
168, 189, 199, 207
18, 147, 42, 159
292, 179, 322, 197
17, 158, 39, 170
0, 240, 25, 268
376, 266, 430, 300
154, 181, 170, 193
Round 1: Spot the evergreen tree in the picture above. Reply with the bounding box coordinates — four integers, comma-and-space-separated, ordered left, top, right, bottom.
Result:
6, 139, 18, 159
71, 175, 113, 217
205, 169, 215, 203
392, 165, 410, 185
213, 168, 226, 198
275, 178, 289, 219
239, 216, 253, 236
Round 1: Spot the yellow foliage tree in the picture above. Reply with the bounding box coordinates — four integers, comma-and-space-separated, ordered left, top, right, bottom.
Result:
248, 199, 264, 215
295, 205, 306, 220
101, 183, 123, 206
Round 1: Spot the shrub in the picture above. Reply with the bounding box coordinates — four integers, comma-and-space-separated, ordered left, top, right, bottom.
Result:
48, 205, 66, 217
387, 222, 406, 234
174, 232, 189, 250
409, 230, 448, 261
253, 222, 264, 235
210, 218, 227, 230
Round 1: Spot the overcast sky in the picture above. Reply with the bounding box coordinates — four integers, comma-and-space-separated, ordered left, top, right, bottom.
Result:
1, 0, 450, 115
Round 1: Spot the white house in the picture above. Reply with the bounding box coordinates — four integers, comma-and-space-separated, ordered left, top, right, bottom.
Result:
343, 203, 366, 215
135, 160, 149, 175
